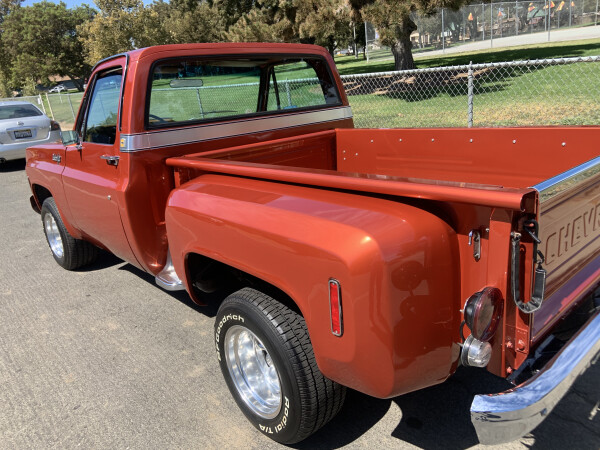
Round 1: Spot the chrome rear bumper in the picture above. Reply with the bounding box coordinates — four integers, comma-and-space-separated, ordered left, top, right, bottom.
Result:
471, 310, 600, 445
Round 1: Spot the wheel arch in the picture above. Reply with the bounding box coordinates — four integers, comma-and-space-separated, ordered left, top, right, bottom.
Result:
185, 251, 303, 317
30, 183, 81, 239
31, 183, 52, 210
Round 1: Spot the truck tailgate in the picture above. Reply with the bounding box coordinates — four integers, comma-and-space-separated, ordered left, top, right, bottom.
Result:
533, 157, 600, 339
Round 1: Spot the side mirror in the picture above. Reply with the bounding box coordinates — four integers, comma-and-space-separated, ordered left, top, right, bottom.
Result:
61, 130, 80, 146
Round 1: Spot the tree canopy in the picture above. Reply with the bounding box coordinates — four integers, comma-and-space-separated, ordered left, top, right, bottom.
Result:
2, 1, 93, 93
0, 0, 478, 94
352, 0, 472, 70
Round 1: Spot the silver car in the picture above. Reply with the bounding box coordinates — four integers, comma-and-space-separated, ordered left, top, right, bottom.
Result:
0, 101, 62, 163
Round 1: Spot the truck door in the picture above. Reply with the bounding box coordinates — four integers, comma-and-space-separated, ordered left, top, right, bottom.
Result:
62, 62, 137, 264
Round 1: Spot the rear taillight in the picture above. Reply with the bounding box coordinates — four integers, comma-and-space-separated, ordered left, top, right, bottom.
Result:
464, 287, 504, 342
329, 279, 343, 336
50, 121, 61, 131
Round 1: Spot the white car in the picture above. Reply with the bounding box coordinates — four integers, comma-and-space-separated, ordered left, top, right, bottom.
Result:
48, 85, 66, 93
0, 102, 62, 163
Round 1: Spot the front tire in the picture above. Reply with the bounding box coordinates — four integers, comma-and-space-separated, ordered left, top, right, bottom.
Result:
41, 197, 97, 270
214, 288, 346, 444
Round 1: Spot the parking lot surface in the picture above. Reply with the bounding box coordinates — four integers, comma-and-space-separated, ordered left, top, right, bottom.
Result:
1, 159, 598, 449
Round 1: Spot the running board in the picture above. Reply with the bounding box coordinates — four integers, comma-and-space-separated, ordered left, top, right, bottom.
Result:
155, 251, 185, 291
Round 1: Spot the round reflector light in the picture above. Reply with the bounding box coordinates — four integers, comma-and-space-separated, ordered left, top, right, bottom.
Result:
464, 287, 504, 342
461, 335, 492, 367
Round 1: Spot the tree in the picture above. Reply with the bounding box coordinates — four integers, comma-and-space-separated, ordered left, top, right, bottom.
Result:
77, 0, 164, 65
2, 1, 94, 92
223, 0, 352, 55
295, 0, 352, 56
350, 0, 471, 70
160, 1, 225, 44
210, 0, 257, 28
224, 0, 296, 42
78, 0, 224, 64
0, 0, 21, 96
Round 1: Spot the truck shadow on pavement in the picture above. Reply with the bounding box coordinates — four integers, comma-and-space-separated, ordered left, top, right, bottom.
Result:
116, 261, 221, 317
295, 366, 511, 450
79, 249, 124, 272
0, 158, 25, 172
296, 362, 599, 449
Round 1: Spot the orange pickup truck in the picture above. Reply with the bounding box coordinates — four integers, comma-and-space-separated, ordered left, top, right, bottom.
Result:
25, 43, 599, 445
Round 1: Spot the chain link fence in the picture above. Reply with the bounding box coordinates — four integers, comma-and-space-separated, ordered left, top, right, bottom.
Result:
150, 79, 325, 123
3, 56, 598, 130
0, 95, 46, 114
0, 93, 82, 129
363, 0, 599, 59
44, 92, 83, 130
341, 55, 600, 128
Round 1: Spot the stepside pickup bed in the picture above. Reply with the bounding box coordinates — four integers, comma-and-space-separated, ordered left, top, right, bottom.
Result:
25, 43, 600, 445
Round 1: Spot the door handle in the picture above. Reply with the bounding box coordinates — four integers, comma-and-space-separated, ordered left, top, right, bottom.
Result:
52, 154, 61, 164
100, 155, 119, 166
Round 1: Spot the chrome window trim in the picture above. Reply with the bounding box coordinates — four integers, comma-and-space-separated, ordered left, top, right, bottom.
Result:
119, 106, 352, 152
144, 53, 344, 131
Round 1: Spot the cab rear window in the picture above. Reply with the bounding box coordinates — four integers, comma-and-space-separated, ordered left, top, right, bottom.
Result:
147, 55, 341, 128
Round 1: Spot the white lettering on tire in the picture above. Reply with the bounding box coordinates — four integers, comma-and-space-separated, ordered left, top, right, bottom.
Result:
259, 396, 290, 435
215, 314, 245, 360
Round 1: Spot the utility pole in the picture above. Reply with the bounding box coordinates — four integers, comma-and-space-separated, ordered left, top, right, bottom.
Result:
548, 0, 551, 41
490, 1, 494, 48
365, 22, 369, 62
442, 8, 446, 53
482, 3, 485, 40
353, 24, 357, 59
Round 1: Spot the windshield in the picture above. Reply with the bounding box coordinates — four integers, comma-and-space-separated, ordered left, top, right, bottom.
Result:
0, 104, 44, 120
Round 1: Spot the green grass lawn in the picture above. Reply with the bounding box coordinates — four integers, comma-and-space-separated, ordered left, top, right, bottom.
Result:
336, 39, 600, 128
335, 38, 600, 74
45, 39, 600, 130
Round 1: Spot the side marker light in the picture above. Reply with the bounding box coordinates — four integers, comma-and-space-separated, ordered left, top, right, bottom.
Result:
329, 279, 343, 336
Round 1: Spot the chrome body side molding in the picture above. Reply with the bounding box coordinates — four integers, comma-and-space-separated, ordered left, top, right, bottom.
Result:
120, 106, 353, 152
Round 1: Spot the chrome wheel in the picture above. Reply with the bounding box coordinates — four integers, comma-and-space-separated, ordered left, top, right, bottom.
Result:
224, 325, 282, 419
44, 213, 64, 259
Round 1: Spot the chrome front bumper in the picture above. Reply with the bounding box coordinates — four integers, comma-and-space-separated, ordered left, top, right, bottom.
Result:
471, 310, 600, 445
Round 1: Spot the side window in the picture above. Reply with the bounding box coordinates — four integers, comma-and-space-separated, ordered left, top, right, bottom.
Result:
83, 70, 122, 144
267, 60, 333, 111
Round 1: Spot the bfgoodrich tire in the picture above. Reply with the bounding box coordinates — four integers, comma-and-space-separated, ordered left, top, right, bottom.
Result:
41, 197, 98, 270
214, 288, 346, 444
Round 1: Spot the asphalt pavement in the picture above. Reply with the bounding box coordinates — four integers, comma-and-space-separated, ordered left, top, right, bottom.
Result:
1, 158, 599, 449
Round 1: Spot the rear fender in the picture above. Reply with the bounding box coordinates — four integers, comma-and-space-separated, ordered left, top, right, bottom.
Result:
166, 174, 460, 398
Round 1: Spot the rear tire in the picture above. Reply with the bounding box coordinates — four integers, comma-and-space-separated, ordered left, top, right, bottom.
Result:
41, 197, 98, 270
214, 288, 346, 444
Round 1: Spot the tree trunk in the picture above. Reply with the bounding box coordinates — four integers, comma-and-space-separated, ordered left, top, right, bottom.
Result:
391, 15, 417, 70
71, 78, 84, 92
328, 37, 336, 58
